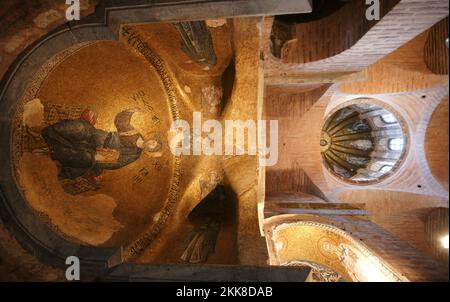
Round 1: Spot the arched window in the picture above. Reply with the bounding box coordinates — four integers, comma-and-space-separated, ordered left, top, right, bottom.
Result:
388, 138, 404, 151
381, 113, 397, 124
379, 165, 393, 174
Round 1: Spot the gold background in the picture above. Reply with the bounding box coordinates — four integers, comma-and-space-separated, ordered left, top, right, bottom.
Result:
14, 41, 174, 246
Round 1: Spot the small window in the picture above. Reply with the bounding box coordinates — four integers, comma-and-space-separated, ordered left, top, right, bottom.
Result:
381, 113, 397, 124
379, 165, 393, 173
388, 138, 404, 151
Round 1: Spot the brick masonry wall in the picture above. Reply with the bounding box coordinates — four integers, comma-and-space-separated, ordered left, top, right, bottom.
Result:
424, 16, 449, 74
265, 84, 330, 196
265, 0, 450, 78
425, 97, 449, 191
281, 0, 399, 64
348, 215, 449, 281
339, 29, 449, 94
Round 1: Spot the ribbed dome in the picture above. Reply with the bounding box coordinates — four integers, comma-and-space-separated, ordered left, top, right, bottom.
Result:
321, 102, 406, 184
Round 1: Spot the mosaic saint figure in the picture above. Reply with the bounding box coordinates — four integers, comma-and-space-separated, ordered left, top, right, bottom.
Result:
180, 185, 227, 264
42, 108, 162, 183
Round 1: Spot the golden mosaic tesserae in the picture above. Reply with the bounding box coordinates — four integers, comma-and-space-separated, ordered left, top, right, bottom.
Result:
0, 0, 448, 283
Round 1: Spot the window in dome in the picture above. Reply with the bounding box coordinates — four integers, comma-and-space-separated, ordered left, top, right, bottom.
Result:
381, 113, 397, 124
388, 138, 404, 151
321, 100, 407, 184
379, 165, 393, 174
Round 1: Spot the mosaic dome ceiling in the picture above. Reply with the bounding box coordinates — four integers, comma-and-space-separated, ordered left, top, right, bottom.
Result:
320, 101, 407, 184
11, 41, 178, 247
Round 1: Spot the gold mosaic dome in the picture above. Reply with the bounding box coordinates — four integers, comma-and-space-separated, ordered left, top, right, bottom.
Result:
320, 102, 407, 184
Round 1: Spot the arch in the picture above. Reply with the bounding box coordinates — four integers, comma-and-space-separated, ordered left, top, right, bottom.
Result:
270, 0, 400, 63
264, 0, 449, 84
0, 0, 316, 273
0, 23, 116, 273
425, 97, 449, 191
264, 213, 449, 281
264, 218, 406, 282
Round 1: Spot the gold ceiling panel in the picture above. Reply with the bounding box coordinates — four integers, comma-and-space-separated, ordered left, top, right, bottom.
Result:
11, 40, 177, 247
